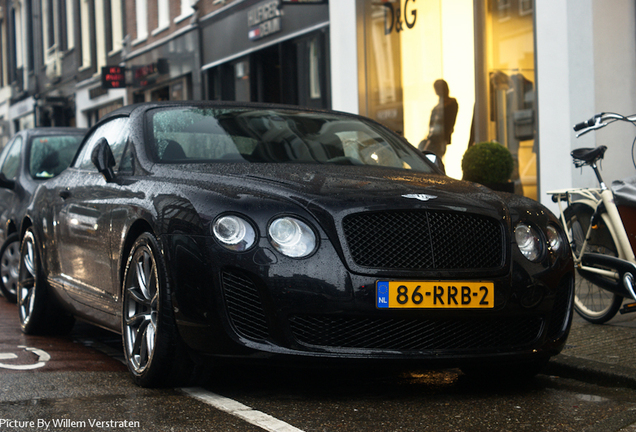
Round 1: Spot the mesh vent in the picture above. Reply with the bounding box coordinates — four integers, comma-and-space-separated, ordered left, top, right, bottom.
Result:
342, 210, 504, 270
221, 270, 270, 342
289, 315, 542, 351
547, 277, 573, 340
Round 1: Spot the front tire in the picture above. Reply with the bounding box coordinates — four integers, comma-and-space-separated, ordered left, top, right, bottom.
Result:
565, 204, 623, 324
18, 228, 74, 335
0, 233, 20, 303
122, 232, 203, 387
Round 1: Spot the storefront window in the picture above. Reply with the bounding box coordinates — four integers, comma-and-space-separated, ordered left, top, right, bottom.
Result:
309, 38, 322, 100
360, 0, 475, 180
480, 0, 537, 198
133, 77, 190, 104
359, 0, 536, 198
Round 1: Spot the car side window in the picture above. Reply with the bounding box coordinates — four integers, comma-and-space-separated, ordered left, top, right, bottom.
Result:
0, 136, 22, 180
75, 117, 129, 171
29, 134, 85, 178
118, 139, 134, 173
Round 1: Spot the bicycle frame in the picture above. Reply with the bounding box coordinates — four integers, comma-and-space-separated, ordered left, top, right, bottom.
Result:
548, 186, 636, 299
547, 112, 636, 317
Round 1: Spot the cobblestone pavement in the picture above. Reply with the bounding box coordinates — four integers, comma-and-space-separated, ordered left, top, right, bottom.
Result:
551, 303, 636, 378
547, 305, 636, 432
563, 314, 636, 369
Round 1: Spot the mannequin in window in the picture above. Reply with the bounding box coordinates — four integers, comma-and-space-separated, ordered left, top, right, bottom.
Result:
418, 79, 459, 158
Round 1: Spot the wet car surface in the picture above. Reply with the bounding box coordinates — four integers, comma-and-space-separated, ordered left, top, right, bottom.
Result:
3, 297, 636, 432
0, 127, 86, 302
16, 101, 574, 387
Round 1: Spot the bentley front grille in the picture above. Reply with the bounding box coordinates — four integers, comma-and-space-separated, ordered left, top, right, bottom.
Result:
342, 210, 504, 270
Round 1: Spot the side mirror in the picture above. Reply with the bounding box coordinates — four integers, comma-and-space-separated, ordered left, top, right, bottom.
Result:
421, 150, 446, 174
0, 173, 15, 190
91, 138, 116, 182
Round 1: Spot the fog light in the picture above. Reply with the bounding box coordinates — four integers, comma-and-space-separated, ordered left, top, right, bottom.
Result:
520, 284, 545, 309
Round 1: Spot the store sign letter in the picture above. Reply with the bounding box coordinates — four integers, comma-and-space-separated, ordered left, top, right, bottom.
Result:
384, 0, 417, 35
248, 0, 282, 41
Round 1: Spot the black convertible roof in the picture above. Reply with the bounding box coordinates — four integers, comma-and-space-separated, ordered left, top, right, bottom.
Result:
98, 100, 356, 124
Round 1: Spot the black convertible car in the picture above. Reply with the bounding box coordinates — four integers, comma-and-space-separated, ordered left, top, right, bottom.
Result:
17, 102, 573, 387
0, 127, 86, 302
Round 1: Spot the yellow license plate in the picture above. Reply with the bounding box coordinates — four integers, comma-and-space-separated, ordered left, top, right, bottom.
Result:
376, 281, 494, 309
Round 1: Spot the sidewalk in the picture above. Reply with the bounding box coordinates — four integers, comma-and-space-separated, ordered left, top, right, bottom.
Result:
545, 310, 636, 432
546, 307, 636, 388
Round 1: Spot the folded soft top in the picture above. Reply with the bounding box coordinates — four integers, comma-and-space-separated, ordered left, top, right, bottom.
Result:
613, 176, 636, 207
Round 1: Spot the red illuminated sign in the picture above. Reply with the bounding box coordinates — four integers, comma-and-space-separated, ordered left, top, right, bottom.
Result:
101, 66, 126, 89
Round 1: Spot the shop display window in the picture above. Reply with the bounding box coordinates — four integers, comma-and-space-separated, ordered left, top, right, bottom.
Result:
359, 0, 536, 199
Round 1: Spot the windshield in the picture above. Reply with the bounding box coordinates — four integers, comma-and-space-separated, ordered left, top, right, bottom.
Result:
29, 134, 85, 179
147, 107, 435, 173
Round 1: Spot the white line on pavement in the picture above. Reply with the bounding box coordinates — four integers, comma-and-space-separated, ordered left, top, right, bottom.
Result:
181, 387, 305, 432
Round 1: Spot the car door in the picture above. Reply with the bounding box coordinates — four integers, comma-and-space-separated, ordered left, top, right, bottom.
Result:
53, 117, 130, 311
0, 135, 23, 240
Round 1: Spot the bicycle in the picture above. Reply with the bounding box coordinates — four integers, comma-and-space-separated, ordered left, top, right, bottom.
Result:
547, 112, 636, 323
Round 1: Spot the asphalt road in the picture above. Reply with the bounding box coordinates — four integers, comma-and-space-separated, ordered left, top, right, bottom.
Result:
1, 298, 636, 432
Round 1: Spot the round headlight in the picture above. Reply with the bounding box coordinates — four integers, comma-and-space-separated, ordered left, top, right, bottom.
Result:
213, 215, 256, 251
546, 225, 563, 253
515, 222, 543, 262
268, 217, 316, 258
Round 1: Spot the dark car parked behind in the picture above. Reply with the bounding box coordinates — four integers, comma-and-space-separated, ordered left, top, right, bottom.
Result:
17, 102, 573, 387
0, 127, 86, 302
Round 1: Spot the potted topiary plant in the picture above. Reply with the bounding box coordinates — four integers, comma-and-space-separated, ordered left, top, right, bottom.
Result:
461, 141, 515, 193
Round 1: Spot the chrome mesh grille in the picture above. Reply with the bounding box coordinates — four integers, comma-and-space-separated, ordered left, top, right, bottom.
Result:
342, 210, 504, 270
221, 269, 270, 342
289, 315, 543, 351
547, 277, 574, 340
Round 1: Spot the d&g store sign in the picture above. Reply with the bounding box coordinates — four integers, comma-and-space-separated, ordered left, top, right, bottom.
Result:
383, 0, 417, 34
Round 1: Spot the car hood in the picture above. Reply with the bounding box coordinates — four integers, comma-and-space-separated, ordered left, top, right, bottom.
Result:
171, 164, 511, 224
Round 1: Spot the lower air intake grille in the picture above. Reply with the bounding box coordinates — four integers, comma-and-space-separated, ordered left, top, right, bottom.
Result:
289, 315, 543, 351
547, 277, 574, 340
221, 269, 270, 342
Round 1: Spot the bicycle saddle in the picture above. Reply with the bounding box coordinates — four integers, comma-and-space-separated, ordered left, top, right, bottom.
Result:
571, 145, 607, 163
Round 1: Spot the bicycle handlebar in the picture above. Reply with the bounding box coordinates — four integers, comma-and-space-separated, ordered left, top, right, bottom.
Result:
574, 112, 636, 137
573, 116, 600, 132
572, 112, 636, 170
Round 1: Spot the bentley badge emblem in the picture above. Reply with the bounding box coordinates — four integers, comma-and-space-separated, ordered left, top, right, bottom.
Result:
402, 194, 437, 202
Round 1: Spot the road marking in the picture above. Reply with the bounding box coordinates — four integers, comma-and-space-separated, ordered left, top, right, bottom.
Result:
0, 346, 50, 370
181, 387, 305, 432
0, 353, 18, 360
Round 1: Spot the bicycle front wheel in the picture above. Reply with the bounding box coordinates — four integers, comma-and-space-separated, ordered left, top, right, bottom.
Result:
565, 204, 623, 324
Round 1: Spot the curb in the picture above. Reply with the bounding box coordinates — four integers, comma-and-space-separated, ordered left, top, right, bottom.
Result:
546, 354, 636, 389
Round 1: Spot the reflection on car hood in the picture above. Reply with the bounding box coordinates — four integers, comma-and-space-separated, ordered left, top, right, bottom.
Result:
172, 164, 509, 221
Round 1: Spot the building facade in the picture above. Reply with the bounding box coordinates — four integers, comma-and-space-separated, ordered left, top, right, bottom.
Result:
0, 0, 634, 210
122, 0, 200, 106
198, 1, 330, 109
329, 0, 636, 209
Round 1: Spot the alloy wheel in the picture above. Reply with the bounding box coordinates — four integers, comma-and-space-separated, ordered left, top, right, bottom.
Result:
123, 245, 159, 374
0, 238, 19, 300
18, 235, 37, 326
